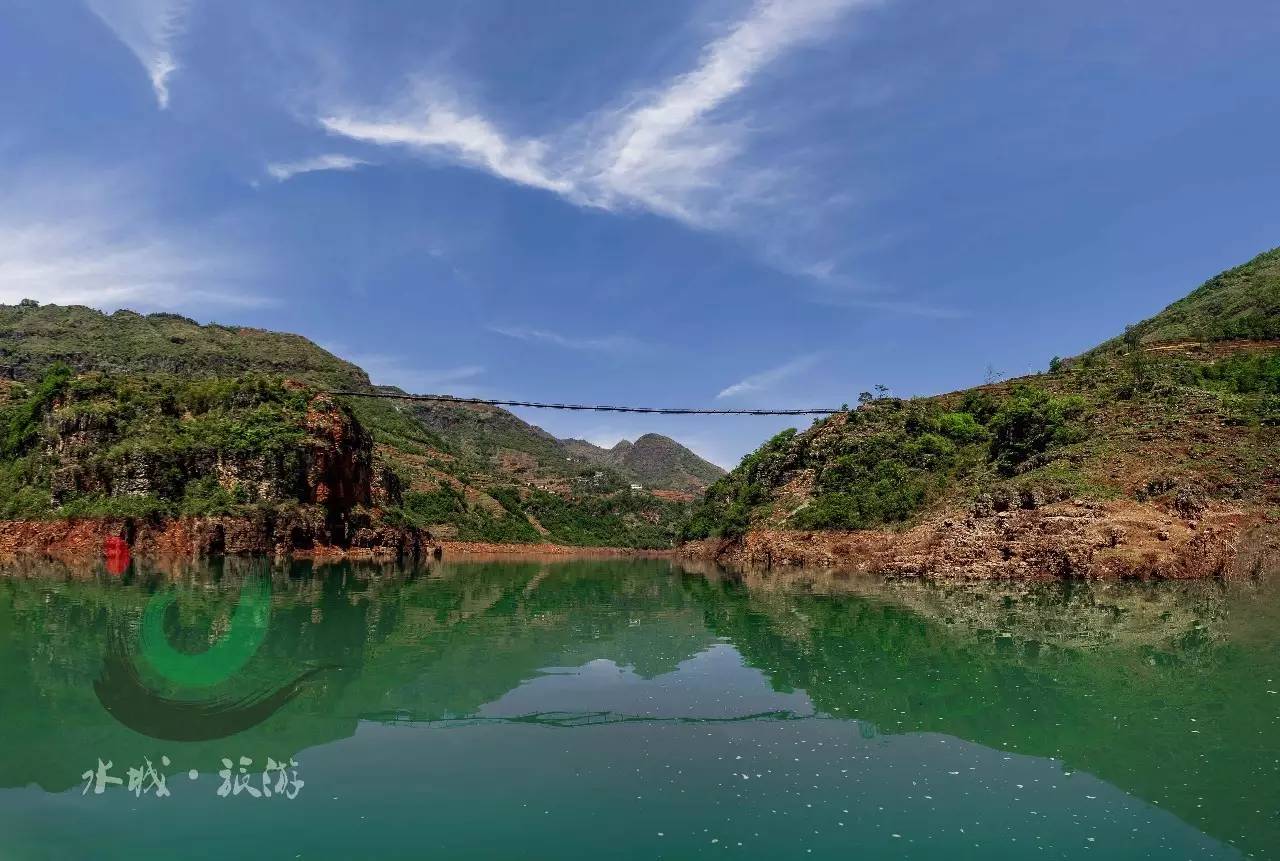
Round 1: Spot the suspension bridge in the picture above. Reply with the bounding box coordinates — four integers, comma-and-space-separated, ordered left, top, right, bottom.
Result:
328, 390, 843, 416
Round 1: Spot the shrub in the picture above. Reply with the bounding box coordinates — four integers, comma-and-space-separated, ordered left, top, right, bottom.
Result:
792, 471, 929, 531
57, 494, 171, 519
1181, 352, 1280, 395
958, 390, 999, 424
1, 364, 72, 459
179, 475, 246, 516
988, 386, 1088, 474
936, 411, 986, 443
400, 485, 468, 524
0, 459, 52, 518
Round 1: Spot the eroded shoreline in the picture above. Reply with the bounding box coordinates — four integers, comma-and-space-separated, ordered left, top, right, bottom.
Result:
682, 499, 1278, 581
2, 498, 1276, 581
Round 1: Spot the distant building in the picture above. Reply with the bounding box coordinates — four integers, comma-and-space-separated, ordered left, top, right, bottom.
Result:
629, 483, 643, 492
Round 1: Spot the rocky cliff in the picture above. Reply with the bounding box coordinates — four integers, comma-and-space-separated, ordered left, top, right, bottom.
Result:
0, 369, 428, 561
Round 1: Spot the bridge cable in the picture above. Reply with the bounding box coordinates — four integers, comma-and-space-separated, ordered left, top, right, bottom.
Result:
326, 390, 842, 416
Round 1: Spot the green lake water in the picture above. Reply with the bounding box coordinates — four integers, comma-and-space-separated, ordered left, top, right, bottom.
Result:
1, 557, 1277, 859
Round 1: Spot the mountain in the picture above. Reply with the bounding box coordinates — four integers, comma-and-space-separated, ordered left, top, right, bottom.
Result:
562, 434, 725, 497
399, 399, 721, 496
0, 301, 717, 549
684, 248, 1280, 578
0, 303, 370, 389
1096, 247, 1280, 348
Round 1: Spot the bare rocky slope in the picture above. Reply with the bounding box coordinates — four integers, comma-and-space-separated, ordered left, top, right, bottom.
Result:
683, 248, 1280, 579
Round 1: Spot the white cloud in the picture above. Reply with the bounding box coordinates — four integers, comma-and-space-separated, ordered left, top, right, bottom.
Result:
488, 325, 645, 353
321, 103, 576, 197
590, 0, 874, 221
0, 166, 261, 310
716, 353, 820, 399
311, 0, 940, 313
0, 221, 260, 310
266, 153, 369, 182
311, 0, 963, 318
320, 0, 875, 225
86, 0, 192, 108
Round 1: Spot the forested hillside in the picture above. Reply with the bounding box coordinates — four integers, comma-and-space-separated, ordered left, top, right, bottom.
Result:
686, 249, 1280, 543
0, 302, 721, 549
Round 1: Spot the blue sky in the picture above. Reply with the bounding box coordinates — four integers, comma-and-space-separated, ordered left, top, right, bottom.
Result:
2, 0, 1278, 466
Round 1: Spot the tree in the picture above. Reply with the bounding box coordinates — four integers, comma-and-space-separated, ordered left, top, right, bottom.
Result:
857, 391, 874, 406
1126, 348, 1152, 394
1048, 356, 1063, 373
873, 384, 890, 399
988, 386, 1087, 474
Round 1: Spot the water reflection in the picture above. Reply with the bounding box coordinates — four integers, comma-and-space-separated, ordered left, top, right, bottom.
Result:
0, 557, 1275, 859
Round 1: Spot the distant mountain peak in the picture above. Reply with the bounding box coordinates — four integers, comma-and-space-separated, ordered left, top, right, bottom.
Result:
560, 434, 722, 493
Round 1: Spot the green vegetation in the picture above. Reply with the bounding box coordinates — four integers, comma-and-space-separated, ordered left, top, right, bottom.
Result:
0, 369, 315, 519
686, 332, 1280, 539
1095, 246, 1280, 348
395, 484, 539, 543
683, 429, 797, 538
1171, 351, 1280, 395
687, 387, 1093, 536
686, 246, 1280, 539
0, 302, 717, 547
6, 239, 1277, 547
792, 408, 960, 531
397, 483, 686, 548
1, 363, 71, 459
0, 304, 370, 389
400, 484, 468, 525
987, 386, 1088, 475
522, 488, 685, 548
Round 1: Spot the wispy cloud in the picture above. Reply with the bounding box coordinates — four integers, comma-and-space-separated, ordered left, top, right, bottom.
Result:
320, 0, 876, 226
322, 102, 575, 197
716, 353, 821, 399
400, 363, 485, 389
590, 0, 874, 221
0, 223, 259, 309
816, 294, 968, 319
804, 272, 967, 319
311, 0, 933, 311
488, 325, 645, 354
0, 164, 261, 310
265, 153, 369, 182
86, 0, 192, 108
328, 348, 486, 395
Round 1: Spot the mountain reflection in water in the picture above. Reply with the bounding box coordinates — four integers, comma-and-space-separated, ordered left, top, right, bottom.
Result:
0, 557, 1276, 859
